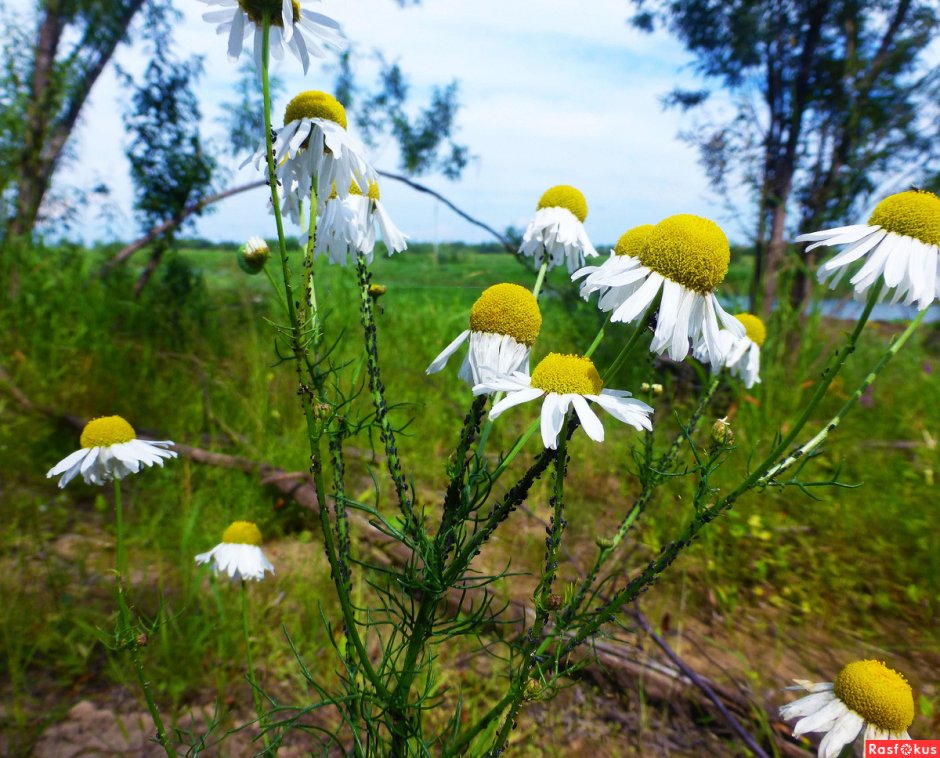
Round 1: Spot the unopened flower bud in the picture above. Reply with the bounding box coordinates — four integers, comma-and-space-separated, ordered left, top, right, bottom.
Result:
711, 417, 734, 447
368, 283, 388, 300
238, 236, 270, 275
136, 633, 149, 648
547, 593, 562, 610
651, 383, 663, 396
523, 679, 541, 700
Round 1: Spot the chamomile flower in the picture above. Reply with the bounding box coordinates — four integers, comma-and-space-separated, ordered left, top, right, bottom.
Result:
574, 217, 744, 370
519, 185, 599, 274
314, 180, 408, 265
46, 416, 177, 489
472, 353, 653, 450
780, 660, 914, 758
196, 521, 275, 582
238, 235, 270, 274
200, 0, 343, 74
697, 312, 765, 388
427, 283, 542, 386
796, 189, 940, 310
245, 91, 375, 225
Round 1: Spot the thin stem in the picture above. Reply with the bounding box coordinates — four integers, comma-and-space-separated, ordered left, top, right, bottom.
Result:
561, 376, 719, 625
724, 281, 882, 502
583, 314, 612, 359
602, 299, 658, 381
759, 306, 926, 485
531, 257, 549, 299
241, 581, 269, 749
259, 15, 389, 703
303, 182, 321, 345
113, 480, 176, 757
355, 253, 415, 531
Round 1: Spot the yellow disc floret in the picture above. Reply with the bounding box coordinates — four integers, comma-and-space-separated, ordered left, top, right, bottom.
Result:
238, 0, 300, 27
80, 416, 136, 448
222, 520, 264, 547
638, 214, 730, 294
469, 283, 542, 346
284, 91, 348, 129
614, 225, 655, 257
537, 185, 588, 223
531, 353, 603, 396
833, 660, 914, 733
735, 313, 766, 347
868, 190, 940, 247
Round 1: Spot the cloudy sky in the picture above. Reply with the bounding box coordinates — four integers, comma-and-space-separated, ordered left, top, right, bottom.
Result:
56, 0, 748, 247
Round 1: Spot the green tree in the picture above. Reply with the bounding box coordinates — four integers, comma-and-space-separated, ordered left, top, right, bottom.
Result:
119, 1, 214, 296
4, 0, 149, 241
633, 0, 940, 312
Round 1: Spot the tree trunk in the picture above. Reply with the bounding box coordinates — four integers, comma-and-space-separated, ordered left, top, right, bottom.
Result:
760, 198, 790, 318
6, 0, 146, 241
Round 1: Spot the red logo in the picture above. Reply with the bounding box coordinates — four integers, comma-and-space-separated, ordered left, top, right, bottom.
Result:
866, 741, 940, 757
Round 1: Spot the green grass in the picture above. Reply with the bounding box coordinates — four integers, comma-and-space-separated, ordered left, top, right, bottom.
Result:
1, 240, 938, 753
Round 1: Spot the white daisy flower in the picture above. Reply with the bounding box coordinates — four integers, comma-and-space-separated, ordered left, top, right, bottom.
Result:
314, 180, 408, 265
696, 312, 765, 388
427, 283, 542, 387
779, 660, 914, 758
46, 416, 176, 489
796, 189, 940, 310
196, 521, 275, 582
200, 0, 343, 74
472, 353, 653, 450
519, 185, 599, 274
574, 218, 744, 371
244, 91, 376, 226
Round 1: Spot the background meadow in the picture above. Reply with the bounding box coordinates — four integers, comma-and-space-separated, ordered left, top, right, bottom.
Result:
1, 239, 937, 755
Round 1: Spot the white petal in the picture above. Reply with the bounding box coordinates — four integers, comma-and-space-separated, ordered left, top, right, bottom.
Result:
570, 394, 604, 442
792, 698, 849, 737
612, 271, 664, 324
540, 394, 568, 449
488, 387, 544, 418
426, 330, 470, 374
818, 710, 864, 758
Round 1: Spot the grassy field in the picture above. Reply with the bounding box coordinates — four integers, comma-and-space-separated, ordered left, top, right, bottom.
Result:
1, 240, 938, 755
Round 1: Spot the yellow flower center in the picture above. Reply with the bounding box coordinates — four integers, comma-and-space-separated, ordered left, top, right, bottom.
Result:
536, 185, 588, 223
367, 181, 381, 201
80, 416, 136, 448
637, 214, 730, 294
469, 283, 542, 346
222, 520, 264, 547
284, 91, 348, 129
833, 660, 914, 733
530, 353, 603, 395
735, 313, 766, 347
868, 190, 940, 247
348, 180, 363, 196
613, 224, 655, 256
237, 0, 301, 27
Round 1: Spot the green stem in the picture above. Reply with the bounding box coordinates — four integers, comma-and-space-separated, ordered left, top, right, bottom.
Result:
583, 314, 612, 359
602, 298, 658, 381
759, 306, 926, 485
531, 258, 549, 299
449, 691, 516, 755
241, 581, 270, 749
303, 182, 321, 346
114, 480, 176, 757
258, 15, 389, 704
724, 281, 882, 502
561, 376, 719, 625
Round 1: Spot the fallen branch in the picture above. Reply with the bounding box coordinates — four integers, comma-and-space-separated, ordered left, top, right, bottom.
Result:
99, 171, 517, 274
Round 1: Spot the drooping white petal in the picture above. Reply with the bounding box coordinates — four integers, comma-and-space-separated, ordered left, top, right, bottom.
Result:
488, 387, 545, 418
427, 330, 470, 375
818, 710, 864, 758
540, 393, 569, 449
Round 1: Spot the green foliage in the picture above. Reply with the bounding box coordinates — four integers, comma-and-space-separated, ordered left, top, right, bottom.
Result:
333, 50, 469, 179
119, 2, 215, 235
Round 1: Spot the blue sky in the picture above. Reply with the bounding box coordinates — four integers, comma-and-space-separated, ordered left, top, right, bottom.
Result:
55, 0, 749, 246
